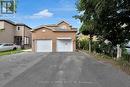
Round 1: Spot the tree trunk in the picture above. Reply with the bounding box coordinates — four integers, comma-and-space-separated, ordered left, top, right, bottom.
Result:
117, 44, 122, 60
89, 35, 92, 53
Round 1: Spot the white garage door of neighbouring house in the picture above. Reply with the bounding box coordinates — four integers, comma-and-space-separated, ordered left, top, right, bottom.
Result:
36, 40, 52, 52
57, 39, 73, 52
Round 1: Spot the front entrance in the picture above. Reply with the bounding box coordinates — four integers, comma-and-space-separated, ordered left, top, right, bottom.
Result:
14, 36, 22, 45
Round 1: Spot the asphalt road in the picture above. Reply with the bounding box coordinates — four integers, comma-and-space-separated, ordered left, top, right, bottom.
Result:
2, 52, 130, 87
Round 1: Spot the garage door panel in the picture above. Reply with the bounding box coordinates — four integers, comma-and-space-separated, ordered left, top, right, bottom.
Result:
57, 39, 73, 52
36, 40, 52, 52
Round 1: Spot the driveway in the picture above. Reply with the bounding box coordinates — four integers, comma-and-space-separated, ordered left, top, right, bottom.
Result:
0, 52, 49, 87
2, 52, 130, 87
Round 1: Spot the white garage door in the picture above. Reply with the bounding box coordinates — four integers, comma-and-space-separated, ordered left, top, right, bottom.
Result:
36, 40, 52, 52
57, 39, 73, 52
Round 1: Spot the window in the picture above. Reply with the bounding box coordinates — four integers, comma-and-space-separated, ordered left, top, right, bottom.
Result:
0, 29, 5, 32
4, 44, 13, 46
4, 44, 9, 46
61, 25, 67, 29
24, 37, 29, 44
9, 44, 13, 46
17, 27, 20, 31
0, 25, 5, 32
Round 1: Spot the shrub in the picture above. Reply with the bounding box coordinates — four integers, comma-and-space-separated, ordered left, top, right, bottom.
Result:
80, 39, 89, 50
77, 38, 130, 62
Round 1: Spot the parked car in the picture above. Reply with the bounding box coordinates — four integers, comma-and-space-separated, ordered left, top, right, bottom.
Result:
0, 43, 19, 52
125, 46, 130, 54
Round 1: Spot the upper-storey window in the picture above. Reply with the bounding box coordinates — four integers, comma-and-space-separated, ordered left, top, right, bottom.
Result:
0, 26, 5, 32
0, 29, 5, 32
61, 25, 67, 29
16, 27, 20, 31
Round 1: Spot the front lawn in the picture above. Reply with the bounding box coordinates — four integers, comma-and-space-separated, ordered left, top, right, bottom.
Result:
0, 49, 23, 56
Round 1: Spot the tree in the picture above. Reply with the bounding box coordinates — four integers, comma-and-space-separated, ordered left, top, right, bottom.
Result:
9, 0, 17, 13
96, 0, 130, 59
80, 20, 95, 53
75, 0, 130, 59
74, 0, 98, 53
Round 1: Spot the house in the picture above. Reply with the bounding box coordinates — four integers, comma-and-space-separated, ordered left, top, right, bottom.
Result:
32, 21, 77, 52
77, 33, 98, 41
0, 19, 32, 48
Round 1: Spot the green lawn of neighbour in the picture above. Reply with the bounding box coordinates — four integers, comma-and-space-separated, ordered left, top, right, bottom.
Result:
0, 49, 23, 56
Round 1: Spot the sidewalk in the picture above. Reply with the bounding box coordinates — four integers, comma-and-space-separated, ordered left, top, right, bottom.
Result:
22, 49, 32, 52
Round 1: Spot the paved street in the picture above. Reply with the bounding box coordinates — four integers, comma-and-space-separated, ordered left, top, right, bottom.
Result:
2, 52, 130, 87
0, 52, 48, 87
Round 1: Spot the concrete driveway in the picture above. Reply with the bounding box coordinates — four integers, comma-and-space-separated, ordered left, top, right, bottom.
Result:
1, 52, 130, 87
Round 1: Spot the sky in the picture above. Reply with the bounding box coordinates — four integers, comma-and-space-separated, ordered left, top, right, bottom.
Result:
0, 0, 81, 29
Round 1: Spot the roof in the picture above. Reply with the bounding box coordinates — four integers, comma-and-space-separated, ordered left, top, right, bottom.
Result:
33, 21, 77, 32
16, 23, 32, 29
0, 19, 32, 29
57, 20, 70, 25
0, 19, 15, 25
44, 24, 58, 27
53, 28, 77, 32
32, 26, 55, 32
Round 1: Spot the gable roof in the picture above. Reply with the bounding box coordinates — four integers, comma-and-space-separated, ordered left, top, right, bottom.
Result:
33, 21, 77, 32
0, 19, 32, 29
32, 26, 55, 32
57, 20, 70, 25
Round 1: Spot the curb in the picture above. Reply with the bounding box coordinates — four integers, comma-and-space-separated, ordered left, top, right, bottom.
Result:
78, 50, 95, 59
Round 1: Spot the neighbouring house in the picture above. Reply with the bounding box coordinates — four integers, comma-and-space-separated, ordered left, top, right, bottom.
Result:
77, 33, 98, 41
0, 19, 32, 48
32, 21, 77, 52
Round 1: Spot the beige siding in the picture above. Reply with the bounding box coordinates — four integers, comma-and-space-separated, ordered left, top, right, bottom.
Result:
15, 26, 31, 37
24, 26, 32, 45
0, 22, 15, 43
0, 21, 4, 29
24, 27, 31, 37
15, 26, 24, 36
15, 26, 32, 45
58, 22, 72, 30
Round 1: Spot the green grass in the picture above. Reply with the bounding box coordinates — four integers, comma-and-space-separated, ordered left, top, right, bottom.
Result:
0, 49, 23, 56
